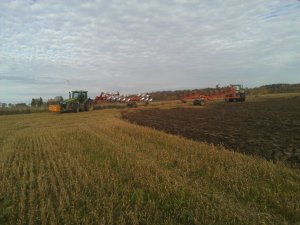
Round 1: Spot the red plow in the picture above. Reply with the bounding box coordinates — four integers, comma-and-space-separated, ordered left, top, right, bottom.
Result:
94, 92, 152, 107
181, 84, 246, 105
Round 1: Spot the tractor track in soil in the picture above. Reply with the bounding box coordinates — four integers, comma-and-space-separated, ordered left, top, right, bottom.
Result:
122, 96, 300, 167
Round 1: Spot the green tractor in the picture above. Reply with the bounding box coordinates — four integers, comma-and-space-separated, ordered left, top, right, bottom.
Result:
59, 90, 94, 113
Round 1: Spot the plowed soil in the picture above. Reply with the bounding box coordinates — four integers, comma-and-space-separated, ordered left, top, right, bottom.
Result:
123, 96, 300, 167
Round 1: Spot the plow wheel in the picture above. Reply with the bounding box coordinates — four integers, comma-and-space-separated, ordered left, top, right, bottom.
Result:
193, 99, 205, 106
127, 102, 137, 108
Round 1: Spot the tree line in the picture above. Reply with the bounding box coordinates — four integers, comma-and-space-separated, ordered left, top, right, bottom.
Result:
149, 83, 300, 101
0, 96, 64, 109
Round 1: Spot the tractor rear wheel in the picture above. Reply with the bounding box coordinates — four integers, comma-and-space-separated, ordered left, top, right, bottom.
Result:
85, 101, 94, 111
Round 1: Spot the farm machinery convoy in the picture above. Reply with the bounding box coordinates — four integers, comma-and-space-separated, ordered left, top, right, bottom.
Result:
48, 84, 245, 113
48, 91, 152, 112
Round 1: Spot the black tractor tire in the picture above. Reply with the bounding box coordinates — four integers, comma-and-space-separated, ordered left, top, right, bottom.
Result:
193, 99, 205, 106
85, 101, 94, 111
72, 103, 79, 113
240, 94, 246, 102
127, 102, 137, 108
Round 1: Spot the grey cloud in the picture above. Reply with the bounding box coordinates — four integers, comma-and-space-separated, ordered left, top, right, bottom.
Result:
0, 0, 299, 103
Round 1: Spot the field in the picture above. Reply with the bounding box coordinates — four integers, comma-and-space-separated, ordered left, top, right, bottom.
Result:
0, 107, 48, 116
0, 95, 300, 224
123, 94, 300, 167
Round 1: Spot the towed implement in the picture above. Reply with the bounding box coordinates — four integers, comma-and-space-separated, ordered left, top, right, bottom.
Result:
125, 93, 152, 107
181, 84, 246, 105
94, 92, 152, 107
59, 90, 94, 113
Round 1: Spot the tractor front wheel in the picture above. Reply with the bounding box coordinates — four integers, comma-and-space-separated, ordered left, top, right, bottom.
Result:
72, 103, 79, 113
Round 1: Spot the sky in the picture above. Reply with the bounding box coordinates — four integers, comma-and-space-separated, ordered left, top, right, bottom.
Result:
0, 0, 300, 103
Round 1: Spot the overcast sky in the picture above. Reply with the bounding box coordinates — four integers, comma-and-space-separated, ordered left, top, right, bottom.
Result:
0, 0, 299, 103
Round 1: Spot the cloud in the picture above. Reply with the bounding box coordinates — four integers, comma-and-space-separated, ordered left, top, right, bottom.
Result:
0, 0, 299, 103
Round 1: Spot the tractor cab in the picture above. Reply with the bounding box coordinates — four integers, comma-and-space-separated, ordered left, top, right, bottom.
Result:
232, 85, 244, 94
70, 91, 88, 103
226, 84, 245, 102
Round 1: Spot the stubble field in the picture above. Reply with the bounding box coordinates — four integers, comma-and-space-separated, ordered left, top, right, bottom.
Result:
0, 96, 300, 224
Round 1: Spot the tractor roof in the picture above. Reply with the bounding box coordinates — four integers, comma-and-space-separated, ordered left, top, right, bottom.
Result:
72, 90, 88, 93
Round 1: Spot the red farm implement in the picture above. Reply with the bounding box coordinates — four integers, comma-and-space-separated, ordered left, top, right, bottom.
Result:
181, 84, 246, 105
94, 92, 152, 107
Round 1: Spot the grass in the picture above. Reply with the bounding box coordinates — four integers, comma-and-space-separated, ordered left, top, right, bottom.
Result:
0, 107, 48, 115
0, 102, 299, 224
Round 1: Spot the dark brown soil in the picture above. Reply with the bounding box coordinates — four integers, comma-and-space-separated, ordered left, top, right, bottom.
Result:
122, 96, 300, 167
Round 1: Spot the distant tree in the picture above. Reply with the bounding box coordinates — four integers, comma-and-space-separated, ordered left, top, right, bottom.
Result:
146, 83, 300, 100
47, 96, 63, 105
54, 96, 63, 102
248, 83, 300, 95
31, 97, 44, 107
38, 97, 43, 107
15, 103, 28, 108
1, 103, 7, 108
31, 98, 36, 107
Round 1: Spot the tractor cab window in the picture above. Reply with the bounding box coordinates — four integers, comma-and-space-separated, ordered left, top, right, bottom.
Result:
233, 85, 240, 91
72, 92, 79, 99
79, 92, 87, 99
72, 91, 87, 99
